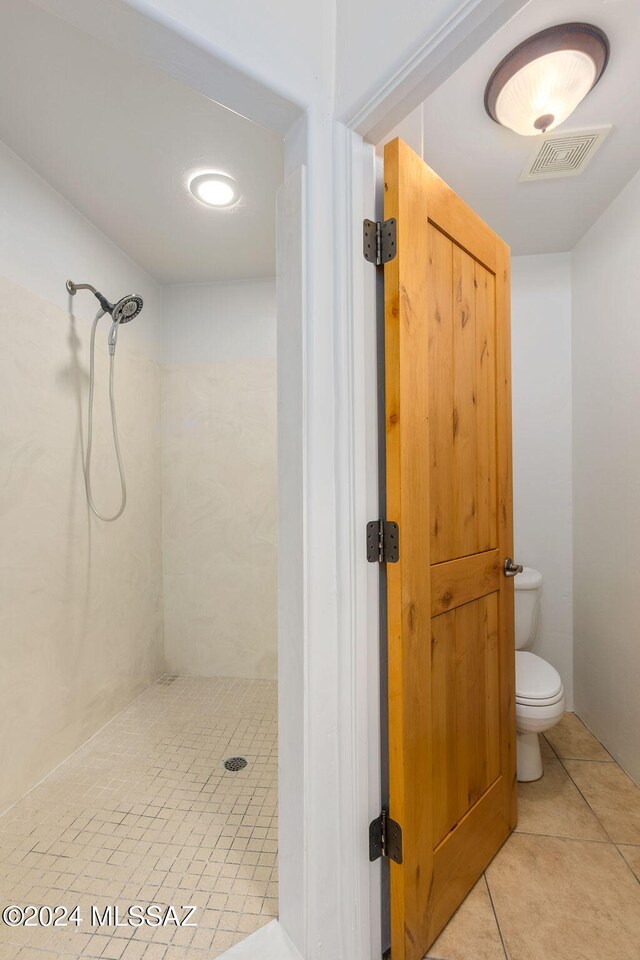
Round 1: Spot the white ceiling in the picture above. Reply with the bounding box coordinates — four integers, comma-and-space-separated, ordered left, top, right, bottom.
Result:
0, 0, 284, 284
419, 0, 640, 255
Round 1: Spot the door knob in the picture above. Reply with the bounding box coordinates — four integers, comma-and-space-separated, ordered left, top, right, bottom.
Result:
504, 558, 524, 577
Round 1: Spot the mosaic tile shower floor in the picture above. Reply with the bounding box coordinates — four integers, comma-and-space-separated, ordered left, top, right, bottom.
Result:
0, 676, 278, 960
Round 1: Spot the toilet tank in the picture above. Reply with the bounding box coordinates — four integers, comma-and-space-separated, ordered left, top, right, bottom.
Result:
514, 567, 543, 650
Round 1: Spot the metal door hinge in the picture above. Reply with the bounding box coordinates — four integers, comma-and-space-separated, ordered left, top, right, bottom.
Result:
369, 809, 403, 864
367, 519, 399, 563
363, 218, 397, 265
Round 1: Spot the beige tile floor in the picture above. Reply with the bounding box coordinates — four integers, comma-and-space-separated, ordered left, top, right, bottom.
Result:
427, 712, 640, 960
0, 676, 277, 960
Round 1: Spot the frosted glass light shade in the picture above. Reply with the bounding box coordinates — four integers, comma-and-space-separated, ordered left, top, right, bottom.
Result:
485, 24, 609, 137
495, 50, 596, 136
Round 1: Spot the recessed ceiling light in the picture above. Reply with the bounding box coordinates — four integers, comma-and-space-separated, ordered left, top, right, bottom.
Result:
484, 23, 609, 136
189, 173, 239, 208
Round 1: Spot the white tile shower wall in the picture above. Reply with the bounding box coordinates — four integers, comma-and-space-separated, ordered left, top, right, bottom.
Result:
0, 278, 164, 812
511, 254, 574, 707
0, 143, 164, 812
162, 282, 277, 679
572, 167, 640, 784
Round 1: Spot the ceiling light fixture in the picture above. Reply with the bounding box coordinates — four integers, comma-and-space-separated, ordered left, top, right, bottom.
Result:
189, 172, 239, 208
484, 23, 609, 136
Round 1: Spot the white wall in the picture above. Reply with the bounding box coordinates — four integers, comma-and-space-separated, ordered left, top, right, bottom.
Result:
0, 141, 164, 811
161, 280, 278, 679
572, 168, 640, 783
511, 254, 574, 707
336, 0, 508, 121
0, 141, 162, 360
161, 280, 276, 363
124, 0, 335, 108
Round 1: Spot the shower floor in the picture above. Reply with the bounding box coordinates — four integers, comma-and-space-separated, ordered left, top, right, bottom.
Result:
0, 676, 278, 960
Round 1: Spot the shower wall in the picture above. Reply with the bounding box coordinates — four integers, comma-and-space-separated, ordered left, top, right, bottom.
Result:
0, 142, 164, 812
161, 280, 277, 679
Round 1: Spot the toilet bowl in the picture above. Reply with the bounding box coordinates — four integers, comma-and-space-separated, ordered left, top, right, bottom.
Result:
515, 650, 565, 781
514, 568, 565, 782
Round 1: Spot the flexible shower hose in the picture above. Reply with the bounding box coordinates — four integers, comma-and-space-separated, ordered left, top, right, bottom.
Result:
85, 308, 127, 521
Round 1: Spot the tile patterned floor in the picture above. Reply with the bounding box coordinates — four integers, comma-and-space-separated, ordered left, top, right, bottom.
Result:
427, 712, 640, 960
0, 676, 278, 960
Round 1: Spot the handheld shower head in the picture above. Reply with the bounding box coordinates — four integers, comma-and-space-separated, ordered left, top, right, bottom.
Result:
66, 280, 145, 522
66, 280, 144, 324
112, 294, 144, 324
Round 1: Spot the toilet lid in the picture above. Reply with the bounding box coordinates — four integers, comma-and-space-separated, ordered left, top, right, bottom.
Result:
516, 651, 563, 704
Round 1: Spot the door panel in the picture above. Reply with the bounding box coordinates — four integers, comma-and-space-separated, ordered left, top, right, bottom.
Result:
476, 263, 498, 552
430, 549, 500, 616
431, 593, 501, 845
451, 242, 478, 561
429, 224, 498, 563
428, 226, 455, 564
383, 138, 516, 960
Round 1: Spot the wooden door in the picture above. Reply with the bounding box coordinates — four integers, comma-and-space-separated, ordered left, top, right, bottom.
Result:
383, 138, 516, 959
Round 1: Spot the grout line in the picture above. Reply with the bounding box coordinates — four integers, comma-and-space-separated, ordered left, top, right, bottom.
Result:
513, 828, 610, 845
547, 712, 615, 764
572, 711, 615, 762
484, 872, 509, 960
558, 758, 617, 844
613, 843, 640, 889
546, 753, 614, 763
614, 843, 640, 884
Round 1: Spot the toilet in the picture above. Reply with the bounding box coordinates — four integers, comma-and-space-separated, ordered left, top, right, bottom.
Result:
514, 567, 565, 781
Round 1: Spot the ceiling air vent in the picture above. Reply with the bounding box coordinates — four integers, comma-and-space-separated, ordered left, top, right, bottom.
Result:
519, 126, 611, 182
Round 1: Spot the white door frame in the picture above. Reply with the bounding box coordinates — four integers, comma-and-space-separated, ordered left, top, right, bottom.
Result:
32, 3, 529, 957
